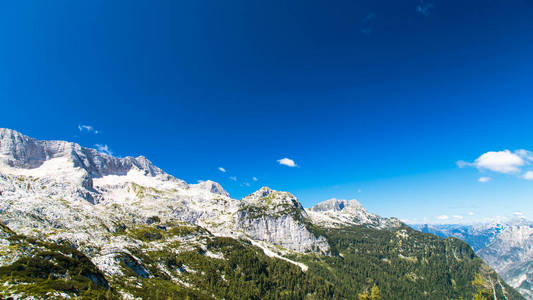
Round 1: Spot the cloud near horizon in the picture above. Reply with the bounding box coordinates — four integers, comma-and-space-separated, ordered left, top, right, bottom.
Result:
218, 167, 226, 173
277, 158, 297, 167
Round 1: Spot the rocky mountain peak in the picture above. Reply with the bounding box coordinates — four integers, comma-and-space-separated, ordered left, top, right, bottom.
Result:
309, 198, 364, 213
0, 128, 165, 179
241, 187, 304, 211
192, 180, 230, 197
237, 188, 329, 253
0, 128, 46, 168
307, 198, 400, 229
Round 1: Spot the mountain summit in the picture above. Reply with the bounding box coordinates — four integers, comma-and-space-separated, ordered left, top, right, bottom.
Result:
308, 198, 400, 229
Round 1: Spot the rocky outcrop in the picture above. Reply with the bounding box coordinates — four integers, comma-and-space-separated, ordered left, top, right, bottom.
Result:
236, 187, 330, 253
307, 198, 401, 229
0, 128, 164, 179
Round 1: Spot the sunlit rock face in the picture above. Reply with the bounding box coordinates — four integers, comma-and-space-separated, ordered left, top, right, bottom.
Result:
307, 198, 401, 229
237, 187, 330, 253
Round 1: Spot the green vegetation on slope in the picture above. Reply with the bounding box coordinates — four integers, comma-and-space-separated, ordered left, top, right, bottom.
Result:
0, 224, 118, 299
0, 222, 524, 300
293, 225, 524, 300
113, 230, 335, 299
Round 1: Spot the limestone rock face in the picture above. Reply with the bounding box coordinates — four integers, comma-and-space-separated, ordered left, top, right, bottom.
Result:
236, 187, 330, 253
0, 128, 164, 178
307, 198, 401, 229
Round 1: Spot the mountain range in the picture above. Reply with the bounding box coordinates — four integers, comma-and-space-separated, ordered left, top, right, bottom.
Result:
412, 219, 533, 299
0, 128, 524, 299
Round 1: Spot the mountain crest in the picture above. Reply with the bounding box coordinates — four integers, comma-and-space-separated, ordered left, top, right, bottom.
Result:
241, 187, 304, 211
307, 198, 400, 229
192, 180, 230, 197
0, 128, 164, 179
309, 198, 364, 212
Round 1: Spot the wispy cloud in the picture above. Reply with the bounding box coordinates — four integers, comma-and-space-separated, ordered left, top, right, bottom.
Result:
453, 215, 463, 220
416, 0, 433, 16
277, 158, 297, 167
78, 124, 99, 134
437, 215, 449, 220
516, 149, 533, 161
468, 212, 475, 216
218, 167, 226, 173
478, 177, 491, 183
523, 171, 533, 180
252, 177, 258, 181
360, 13, 376, 35
229, 176, 237, 181
242, 182, 250, 187
95, 144, 113, 156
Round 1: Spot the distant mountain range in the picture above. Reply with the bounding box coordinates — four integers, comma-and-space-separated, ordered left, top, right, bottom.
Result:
0, 128, 524, 299
412, 219, 533, 299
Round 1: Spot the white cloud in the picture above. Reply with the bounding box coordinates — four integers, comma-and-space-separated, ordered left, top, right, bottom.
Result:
523, 171, 533, 180
453, 215, 463, 220
513, 211, 524, 216
437, 215, 449, 220
78, 124, 99, 134
460, 150, 527, 174
468, 212, 475, 216
478, 177, 491, 183
277, 158, 297, 167
218, 167, 226, 173
474, 150, 525, 173
252, 177, 258, 181
229, 176, 237, 181
95, 144, 112, 156
243, 182, 250, 187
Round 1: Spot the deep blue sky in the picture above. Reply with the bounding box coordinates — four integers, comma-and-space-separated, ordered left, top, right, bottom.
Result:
1, 0, 533, 223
